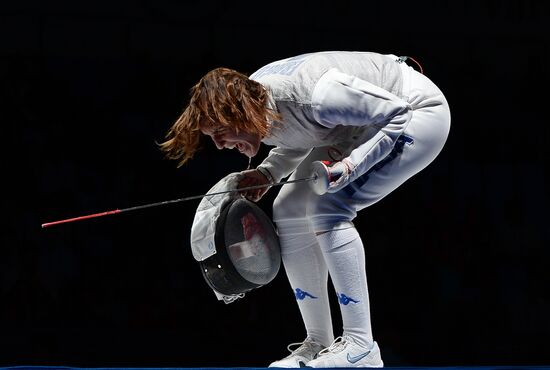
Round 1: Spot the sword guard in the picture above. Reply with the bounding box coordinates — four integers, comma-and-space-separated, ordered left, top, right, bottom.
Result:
310, 161, 331, 195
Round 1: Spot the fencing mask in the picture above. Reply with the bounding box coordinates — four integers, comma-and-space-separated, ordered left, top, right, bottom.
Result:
190, 173, 281, 304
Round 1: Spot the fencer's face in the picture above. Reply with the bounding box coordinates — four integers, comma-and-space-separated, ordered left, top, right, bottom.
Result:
200, 125, 262, 158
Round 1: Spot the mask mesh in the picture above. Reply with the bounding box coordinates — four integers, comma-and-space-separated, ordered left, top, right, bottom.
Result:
223, 198, 280, 285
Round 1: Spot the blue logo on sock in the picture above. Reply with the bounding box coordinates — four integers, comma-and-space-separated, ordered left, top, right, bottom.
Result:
337, 292, 359, 305
295, 288, 318, 300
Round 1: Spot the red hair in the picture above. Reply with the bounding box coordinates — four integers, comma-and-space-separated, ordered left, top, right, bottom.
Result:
159, 68, 279, 167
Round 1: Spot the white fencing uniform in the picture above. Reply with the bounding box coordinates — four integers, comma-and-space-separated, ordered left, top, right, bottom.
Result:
251, 51, 450, 352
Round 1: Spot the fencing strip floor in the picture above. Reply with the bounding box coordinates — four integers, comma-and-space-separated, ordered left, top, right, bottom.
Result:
1, 367, 550, 370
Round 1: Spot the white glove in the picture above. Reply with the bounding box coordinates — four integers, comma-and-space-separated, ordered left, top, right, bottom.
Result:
309, 159, 355, 195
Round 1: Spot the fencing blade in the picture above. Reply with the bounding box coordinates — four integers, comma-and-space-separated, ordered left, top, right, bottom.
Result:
41, 175, 317, 228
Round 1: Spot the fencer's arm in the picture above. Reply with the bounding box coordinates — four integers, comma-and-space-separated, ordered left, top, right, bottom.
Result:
257, 146, 313, 183
311, 68, 412, 180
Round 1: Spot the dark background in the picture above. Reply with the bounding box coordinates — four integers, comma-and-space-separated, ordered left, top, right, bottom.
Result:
1, 0, 549, 367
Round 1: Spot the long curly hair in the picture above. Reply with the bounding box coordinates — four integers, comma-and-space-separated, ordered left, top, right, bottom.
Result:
158, 67, 280, 167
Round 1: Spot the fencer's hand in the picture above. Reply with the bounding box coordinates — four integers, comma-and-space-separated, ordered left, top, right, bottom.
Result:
326, 159, 355, 193
310, 159, 355, 195
238, 169, 271, 202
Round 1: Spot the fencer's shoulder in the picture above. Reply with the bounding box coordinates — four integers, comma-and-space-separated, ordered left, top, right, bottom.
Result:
249, 53, 313, 80
249, 54, 326, 105
252, 74, 292, 99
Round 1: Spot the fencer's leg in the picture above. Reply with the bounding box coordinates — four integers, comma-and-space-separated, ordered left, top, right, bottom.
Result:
277, 227, 334, 347
272, 148, 337, 347
316, 227, 374, 348
308, 66, 451, 352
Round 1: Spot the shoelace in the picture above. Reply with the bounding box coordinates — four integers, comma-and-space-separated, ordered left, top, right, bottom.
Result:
318, 336, 348, 356
222, 293, 245, 304
286, 339, 317, 355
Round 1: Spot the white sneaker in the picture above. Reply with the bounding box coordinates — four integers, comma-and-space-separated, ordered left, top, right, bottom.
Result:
306, 335, 383, 368
269, 338, 326, 368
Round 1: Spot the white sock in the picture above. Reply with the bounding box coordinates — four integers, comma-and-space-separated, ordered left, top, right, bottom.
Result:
316, 227, 374, 348
279, 230, 334, 347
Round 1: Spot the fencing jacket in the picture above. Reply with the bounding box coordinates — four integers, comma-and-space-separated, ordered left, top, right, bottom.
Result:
251, 51, 413, 184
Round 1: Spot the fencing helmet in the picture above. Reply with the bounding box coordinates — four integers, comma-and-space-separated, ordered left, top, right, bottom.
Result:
190, 173, 281, 304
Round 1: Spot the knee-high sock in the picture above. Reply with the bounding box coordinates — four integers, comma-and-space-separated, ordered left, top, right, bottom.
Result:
279, 229, 334, 347
316, 227, 374, 348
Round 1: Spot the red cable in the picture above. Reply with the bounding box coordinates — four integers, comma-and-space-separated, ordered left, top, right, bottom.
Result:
407, 56, 424, 74
41, 209, 122, 228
